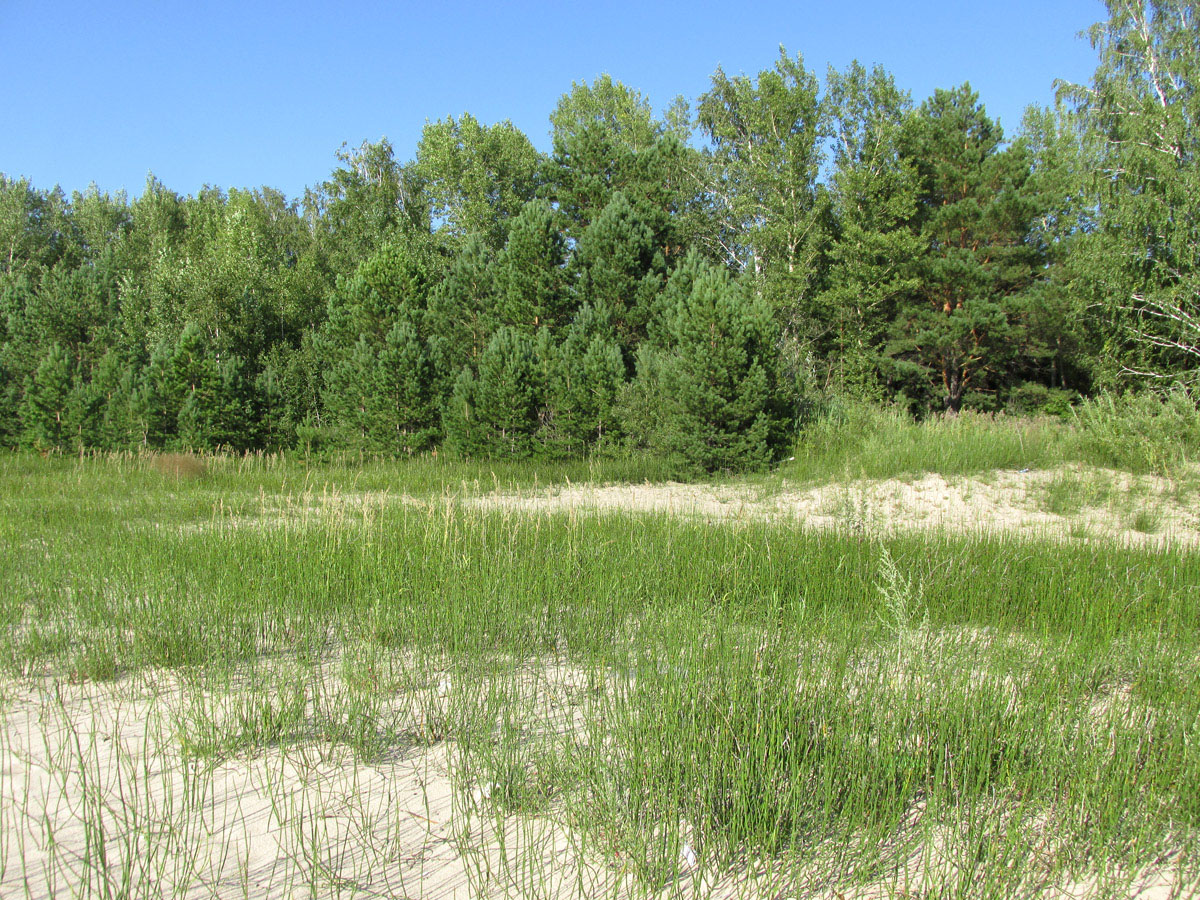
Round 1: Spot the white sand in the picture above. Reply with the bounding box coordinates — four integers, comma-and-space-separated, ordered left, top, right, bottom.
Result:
1, 665, 1192, 899
466, 467, 1200, 548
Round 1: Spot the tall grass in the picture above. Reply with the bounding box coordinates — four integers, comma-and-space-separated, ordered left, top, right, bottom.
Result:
0, 455, 1197, 897
785, 390, 1200, 483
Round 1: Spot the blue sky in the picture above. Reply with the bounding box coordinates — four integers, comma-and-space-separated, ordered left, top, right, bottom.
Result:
1, 0, 1104, 202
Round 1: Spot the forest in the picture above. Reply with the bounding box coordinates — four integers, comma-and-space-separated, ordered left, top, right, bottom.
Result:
3, 1, 1198, 471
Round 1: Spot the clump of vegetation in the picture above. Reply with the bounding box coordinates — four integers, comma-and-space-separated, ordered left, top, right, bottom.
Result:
788, 401, 1070, 483
145, 451, 208, 480
1074, 389, 1200, 475
782, 390, 1200, 487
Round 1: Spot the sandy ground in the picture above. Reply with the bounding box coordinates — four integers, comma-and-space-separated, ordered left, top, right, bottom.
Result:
465, 467, 1200, 548
5, 468, 1197, 898
0, 669, 642, 900
0, 665, 1192, 900
179, 465, 1200, 551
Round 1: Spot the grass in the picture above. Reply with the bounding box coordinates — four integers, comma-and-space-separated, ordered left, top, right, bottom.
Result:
1130, 506, 1164, 534
1035, 466, 1183, 541
1038, 469, 1119, 517
780, 390, 1200, 486
0, 450, 1198, 897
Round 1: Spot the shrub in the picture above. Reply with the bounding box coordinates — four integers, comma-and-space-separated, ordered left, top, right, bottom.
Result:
1075, 388, 1200, 474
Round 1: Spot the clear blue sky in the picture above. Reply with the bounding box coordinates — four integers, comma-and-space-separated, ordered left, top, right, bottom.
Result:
1, 0, 1104, 202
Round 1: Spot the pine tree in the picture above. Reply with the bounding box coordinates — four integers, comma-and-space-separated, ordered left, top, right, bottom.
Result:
492, 201, 570, 332
543, 306, 625, 454
173, 323, 221, 448
886, 85, 1043, 412
426, 236, 497, 398
444, 326, 543, 457
91, 349, 141, 449
818, 62, 923, 399
21, 342, 72, 450
253, 361, 289, 450
633, 264, 783, 472
324, 335, 380, 448
63, 371, 100, 450
324, 238, 432, 347
570, 192, 664, 361
0, 273, 40, 448
209, 355, 256, 451
375, 320, 438, 453
543, 75, 698, 249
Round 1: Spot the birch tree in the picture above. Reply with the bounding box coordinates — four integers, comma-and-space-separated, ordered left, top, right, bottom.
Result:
1063, 0, 1200, 383
696, 48, 827, 323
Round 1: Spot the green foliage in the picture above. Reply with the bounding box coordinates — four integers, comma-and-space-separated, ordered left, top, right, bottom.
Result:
425, 236, 497, 395
166, 324, 255, 451
309, 138, 428, 274
542, 307, 626, 454
1075, 388, 1200, 474
0, 176, 75, 277
3, 19, 1199, 461
375, 320, 439, 454
818, 62, 922, 399
885, 85, 1045, 412
569, 191, 664, 359
1063, 0, 1200, 385
132, 340, 179, 448
492, 200, 570, 332
257, 335, 325, 449
323, 320, 437, 453
544, 74, 694, 241
697, 48, 827, 317
325, 238, 433, 345
21, 343, 72, 450
416, 113, 542, 250
628, 261, 784, 472
444, 326, 544, 457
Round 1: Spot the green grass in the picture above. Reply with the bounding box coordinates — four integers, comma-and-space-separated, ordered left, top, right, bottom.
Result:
1038, 469, 1119, 517
779, 391, 1200, 486
0, 453, 1198, 897
784, 405, 1067, 484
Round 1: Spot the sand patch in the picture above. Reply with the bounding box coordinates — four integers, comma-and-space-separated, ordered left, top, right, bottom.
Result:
1, 650, 1194, 899
466, 467, 1200, 547
0, 667, 642, 900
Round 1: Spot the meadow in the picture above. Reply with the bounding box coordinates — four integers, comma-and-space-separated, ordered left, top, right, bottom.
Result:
1, 409, 1198, 898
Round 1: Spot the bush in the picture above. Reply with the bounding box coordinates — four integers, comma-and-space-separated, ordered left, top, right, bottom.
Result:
1074, 388, 1200, 474
1007, 382, 1079, 417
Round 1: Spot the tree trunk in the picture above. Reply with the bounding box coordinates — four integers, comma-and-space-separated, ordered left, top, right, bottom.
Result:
944, 370, 963, 415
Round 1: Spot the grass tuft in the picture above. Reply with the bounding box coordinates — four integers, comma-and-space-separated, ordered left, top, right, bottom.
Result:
146, 451, 209, 480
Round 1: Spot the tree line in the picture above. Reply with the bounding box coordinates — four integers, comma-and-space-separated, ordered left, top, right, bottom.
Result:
3, 0, 1197, 471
